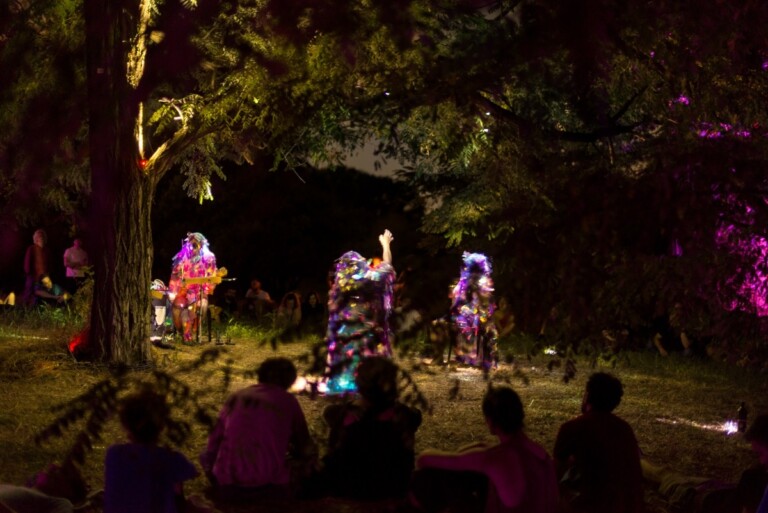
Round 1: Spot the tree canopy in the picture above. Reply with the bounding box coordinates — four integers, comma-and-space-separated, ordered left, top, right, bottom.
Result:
3, 0, 768, 363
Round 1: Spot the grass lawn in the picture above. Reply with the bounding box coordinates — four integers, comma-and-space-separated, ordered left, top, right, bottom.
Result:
0, 317, 766, 512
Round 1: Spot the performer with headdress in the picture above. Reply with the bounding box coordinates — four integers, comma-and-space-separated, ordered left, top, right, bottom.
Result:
325, 229, 396, 394
168, 232, 217, 343
450, 252, 498, 370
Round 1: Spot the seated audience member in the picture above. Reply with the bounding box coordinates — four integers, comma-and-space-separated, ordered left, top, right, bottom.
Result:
0, 461, 88, 513
300, 291, 325, 334
411, 385, 558, 513
491, 296, 515, 341
34, 275, 70, 306
104, 390, 199, 513
275, 292, 302, 330
553, 372, 644, 513
319, 357, 422, 501
746, 414, 768, 513
201, 358, 317, 503
244, 279, 274, 320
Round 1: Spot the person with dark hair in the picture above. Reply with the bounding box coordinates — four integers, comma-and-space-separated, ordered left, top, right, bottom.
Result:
746, 414, 768, 513
104, 390, 198, 513
553, 372, 644, 513
410, 385, 558, 513
318, 357, 422, 501
33, 274, 70, 306
200, 357, 316, 503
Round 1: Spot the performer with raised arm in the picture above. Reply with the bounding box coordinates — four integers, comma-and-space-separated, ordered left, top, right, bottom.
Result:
168, 232, 218, 343
450, 252, 498, 370
325, 229, 396, 394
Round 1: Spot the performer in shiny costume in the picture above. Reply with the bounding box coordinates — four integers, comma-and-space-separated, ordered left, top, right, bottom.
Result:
326, 230, 395, 394
450, 252, 498, 370
168, 232, 217, 342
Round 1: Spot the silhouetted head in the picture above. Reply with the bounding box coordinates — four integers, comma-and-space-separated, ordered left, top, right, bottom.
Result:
257, 358, 298, 389
584, 372, 624, 413
119, 389, 169, 445
482, 385, 524, 435
355, 357, 399, 409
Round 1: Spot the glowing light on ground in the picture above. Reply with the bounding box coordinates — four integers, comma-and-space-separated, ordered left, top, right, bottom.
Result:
656, 416, 740, 435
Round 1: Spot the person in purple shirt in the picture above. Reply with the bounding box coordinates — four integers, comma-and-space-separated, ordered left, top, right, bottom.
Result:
104, 390, 199, 513
200, 357, 317, 503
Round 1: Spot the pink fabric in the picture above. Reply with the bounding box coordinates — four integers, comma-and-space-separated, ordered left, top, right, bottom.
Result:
204, 384, 311, 487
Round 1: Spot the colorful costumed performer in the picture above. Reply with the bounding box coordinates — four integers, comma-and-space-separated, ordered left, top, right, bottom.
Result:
168, 232, 217, 343
326, 229, 396, 394
450, 252, 498, 370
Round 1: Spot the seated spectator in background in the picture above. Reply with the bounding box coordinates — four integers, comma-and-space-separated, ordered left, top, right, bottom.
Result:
745, 414, 768, 513
275, 292, 302, 330
300, 291, 325, 335
244, 279, 273, 321
411, 385, 558, 513
62, 238, 89, 293
491, 296, 515, 341
0, 291, 15, 307
201, 358, 317, 503
318, 357, 422, 501
0, 461, 88, 513
218, 287, 239, 321
553, 372, 644, 513
34, 275, 70, 306
104, 390, 199, 513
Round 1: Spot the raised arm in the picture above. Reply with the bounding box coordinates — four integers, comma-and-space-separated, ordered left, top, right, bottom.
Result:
379, 229, 394, 264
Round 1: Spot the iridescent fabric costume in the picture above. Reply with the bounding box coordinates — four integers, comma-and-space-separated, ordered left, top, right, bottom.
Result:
326, 251, 395, 394
168, 233, 217, 342
450, 252, 497, 369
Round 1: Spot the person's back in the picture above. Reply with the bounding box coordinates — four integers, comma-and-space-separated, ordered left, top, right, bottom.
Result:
104, 390, 198, 513
105, 443, 197, 513
412, 385, 558, 513
321, 357, 422, 501
323, 401, 421, 500
201, 358, 315, 498
477, 434, 558, 513
554, 372, 643, 513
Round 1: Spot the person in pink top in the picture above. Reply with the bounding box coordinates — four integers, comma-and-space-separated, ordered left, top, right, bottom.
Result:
200, 358, 317, 504
410, 386, 559, 513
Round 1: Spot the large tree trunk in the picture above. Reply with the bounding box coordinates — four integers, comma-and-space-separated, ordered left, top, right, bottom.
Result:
85, 0, 153, 364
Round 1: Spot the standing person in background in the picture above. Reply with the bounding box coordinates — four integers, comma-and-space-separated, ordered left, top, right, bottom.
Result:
553, 372, 644, 513
168, 232, 218, 343
325, 229, 395, 394
22, 229, 49, 307
62, 238, 89, 293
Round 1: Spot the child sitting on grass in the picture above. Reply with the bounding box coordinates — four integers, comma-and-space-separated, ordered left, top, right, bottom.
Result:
104, 389, 199, 513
